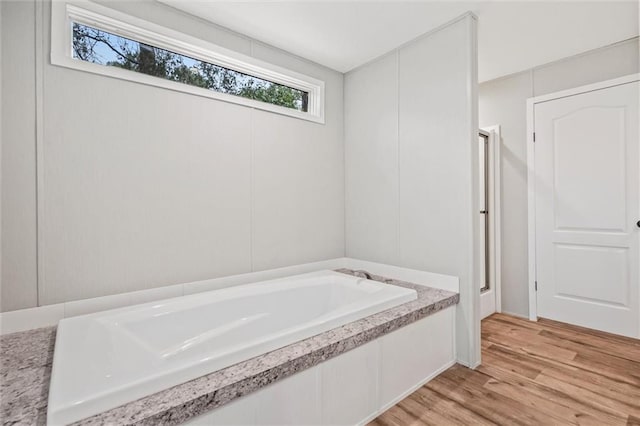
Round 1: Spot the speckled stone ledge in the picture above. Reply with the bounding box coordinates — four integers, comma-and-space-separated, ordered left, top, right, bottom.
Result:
0, 271, 458, 426
1, 326, 56, 426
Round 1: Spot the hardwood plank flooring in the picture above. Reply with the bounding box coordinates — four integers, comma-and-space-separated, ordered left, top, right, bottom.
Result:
369, 313, 640, 425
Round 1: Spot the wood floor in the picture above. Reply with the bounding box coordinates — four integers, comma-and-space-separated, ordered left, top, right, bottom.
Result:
369, 313, 640, 425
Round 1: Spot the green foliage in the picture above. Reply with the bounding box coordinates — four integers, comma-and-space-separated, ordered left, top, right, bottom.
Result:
72, 23, 307, 111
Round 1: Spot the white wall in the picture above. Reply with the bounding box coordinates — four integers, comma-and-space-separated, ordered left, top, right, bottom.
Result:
0, 0, 344, 310
345, 15, 480, 367
479, 37, 639, 318
1, 0, 39, 311
0, 0, 3, 312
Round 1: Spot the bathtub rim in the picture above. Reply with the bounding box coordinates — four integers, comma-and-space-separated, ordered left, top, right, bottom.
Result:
47, 271, 418, 425
65, 270, 458, 426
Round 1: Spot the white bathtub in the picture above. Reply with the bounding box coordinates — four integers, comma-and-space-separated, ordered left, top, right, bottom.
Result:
47, 270, 417, 425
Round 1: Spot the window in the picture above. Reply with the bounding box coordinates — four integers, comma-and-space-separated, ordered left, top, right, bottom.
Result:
72, 23, 309, 112
51, 2, 324, 123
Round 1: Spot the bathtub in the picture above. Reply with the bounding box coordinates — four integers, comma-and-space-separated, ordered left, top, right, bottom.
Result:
47, 270, 417, 425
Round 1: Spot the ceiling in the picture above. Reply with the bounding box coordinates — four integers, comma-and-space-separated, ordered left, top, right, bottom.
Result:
160, 1, 639, 82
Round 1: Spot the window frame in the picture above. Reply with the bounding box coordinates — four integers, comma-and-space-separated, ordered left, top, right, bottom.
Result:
51, 1, 325, 123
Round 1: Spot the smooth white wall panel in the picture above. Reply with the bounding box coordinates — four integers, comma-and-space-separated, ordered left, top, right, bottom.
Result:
533, 38, 639, 97
0, 0, 2, 313
41, 70, 253, 303
345, 15, 479, 367
254, 368, 321, 425
0, 1, 39, 311
398, 18, 479, 367
183, 367, 320, 426
320, 340, 379, 425
479, 71, 532, 317
398, 20, 474, 277
379, 308, 454, 408
344, 52, 399, 264
252, 109, 344, 271
183, 393, 255, 426
251, 41, 345, 272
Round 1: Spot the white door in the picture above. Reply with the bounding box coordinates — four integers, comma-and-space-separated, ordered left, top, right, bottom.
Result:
534, 81, 639, 338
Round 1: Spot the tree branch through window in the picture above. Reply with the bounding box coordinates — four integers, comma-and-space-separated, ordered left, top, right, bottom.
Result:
72, 23, 308, 112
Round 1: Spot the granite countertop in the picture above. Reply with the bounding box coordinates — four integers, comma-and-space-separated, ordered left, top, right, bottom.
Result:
1, 326, 56, 426
0, 270, 458, 426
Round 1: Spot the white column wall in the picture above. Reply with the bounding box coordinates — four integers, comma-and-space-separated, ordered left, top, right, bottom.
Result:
345, 14, 480, 367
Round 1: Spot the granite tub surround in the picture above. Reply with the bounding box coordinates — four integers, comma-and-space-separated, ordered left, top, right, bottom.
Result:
0, 327, 56, 425
0, 271, 458, 426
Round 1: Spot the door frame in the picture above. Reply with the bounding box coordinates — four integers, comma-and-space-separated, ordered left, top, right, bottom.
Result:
526, 73, 640, 321
480, 125, 502, 318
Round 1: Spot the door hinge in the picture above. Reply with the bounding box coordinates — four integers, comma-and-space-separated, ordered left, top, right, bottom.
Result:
533, 132, 536, 142
535, 281, 538, 291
